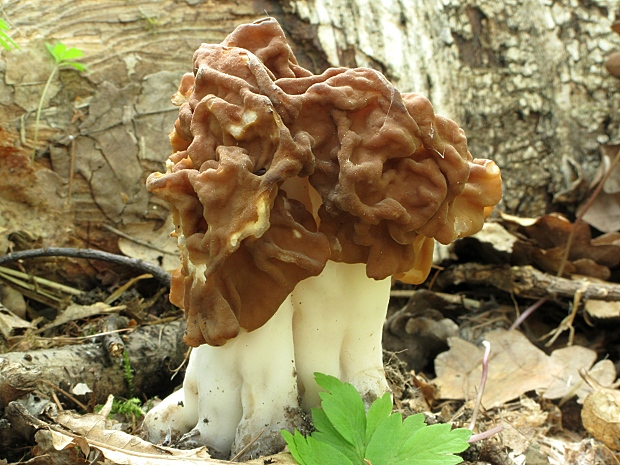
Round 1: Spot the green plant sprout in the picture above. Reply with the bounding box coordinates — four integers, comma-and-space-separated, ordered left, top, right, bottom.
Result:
282, 373, 472, 465
0, 18, 19, 51
32, 41, 87, 159
95, 397, 144, 418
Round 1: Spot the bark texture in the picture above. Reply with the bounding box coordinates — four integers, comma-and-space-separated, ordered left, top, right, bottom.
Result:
284, 0, 620, 216
2, 0, 619, 259
0, 321, 186, 408
0, 0, 323, 261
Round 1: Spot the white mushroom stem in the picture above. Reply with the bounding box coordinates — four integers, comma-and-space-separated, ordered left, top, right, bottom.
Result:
144, 261, 391, 459
292, 261, 391, 411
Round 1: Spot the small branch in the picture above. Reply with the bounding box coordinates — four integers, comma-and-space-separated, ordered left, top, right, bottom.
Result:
0, 247, 171, 287
436, 263, 620, 302
102, 224, 177, 256
101, 315, 129, 359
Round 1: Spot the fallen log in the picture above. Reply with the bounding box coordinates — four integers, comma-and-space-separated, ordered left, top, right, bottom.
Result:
0, 320, 187, 410
436, 263, 620, 301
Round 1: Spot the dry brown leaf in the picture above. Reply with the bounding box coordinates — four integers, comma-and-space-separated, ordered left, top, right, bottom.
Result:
117, 216, 179, 272
0, 306, 31, 339
47, 410, 215, 464
500, 397, 549, 455
39, 302, 125, 332
581, 380, 620, 451
580, 144, 620, 233
44, 409, 298, 465
434, 329, 617, 408
584, 299, 620, 319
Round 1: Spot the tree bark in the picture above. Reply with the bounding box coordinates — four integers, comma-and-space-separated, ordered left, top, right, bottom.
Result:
2, 0, 619, 266
0, 320, 186, 409
282, 0, 620, 216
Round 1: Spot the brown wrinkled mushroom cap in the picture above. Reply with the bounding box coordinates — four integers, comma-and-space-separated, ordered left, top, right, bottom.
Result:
147, 17, 502, 347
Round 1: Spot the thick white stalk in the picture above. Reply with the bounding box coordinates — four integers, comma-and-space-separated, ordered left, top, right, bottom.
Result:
144, 298, 299, 459
144, 261, 391, 459
291, 261, 391, 410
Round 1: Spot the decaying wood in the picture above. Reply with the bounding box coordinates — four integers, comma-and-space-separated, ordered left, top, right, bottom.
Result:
436, 263, 620, 302
0, 320, 186, 408
101, 314, 130, 359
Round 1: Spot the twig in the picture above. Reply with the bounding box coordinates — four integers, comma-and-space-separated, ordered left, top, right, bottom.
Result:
437, 263, 620, 301
102, 223, 178, 256
9, 327, 134, 345
66, 135, 76, 206
542, 282, 588, 346
230, 428, 264, 462
101, 315, 130, 359
104, 273, 153, 305
40, 379, 89, 412
0, 265, 83, 296
0, 247, 171, 286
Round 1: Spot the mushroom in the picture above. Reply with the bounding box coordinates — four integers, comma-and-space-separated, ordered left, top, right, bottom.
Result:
143, 17, 502, 460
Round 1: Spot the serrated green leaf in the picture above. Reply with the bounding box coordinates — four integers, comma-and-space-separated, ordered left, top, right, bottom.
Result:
396, 423, 471, 465
314, 373, 366, 456
401, 412, 426, 436
365, 392, 393, 443
365, 410, 405, 465
282, 429, 356, 465
311, 407, 360, 464
284, 373, 471, 465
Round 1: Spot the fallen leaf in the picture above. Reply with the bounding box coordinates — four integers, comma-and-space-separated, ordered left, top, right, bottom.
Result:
580, 144, 620, 233
0, 306, 31, 339
584, 299, 620, 319
580, 372, 620, 451
40, 302, 125, 332
117, 215, 179, 271
40, 409, 216, 465
501, 397, 549, 455
434, 329, 617, 408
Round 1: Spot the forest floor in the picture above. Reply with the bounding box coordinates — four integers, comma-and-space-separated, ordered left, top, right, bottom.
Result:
1, 207, 620, 465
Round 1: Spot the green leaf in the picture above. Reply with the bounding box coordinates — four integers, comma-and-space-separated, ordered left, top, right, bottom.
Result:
282, 430, 355, 465
283, 373, 472, 465
365, 410, 406, 465
57, 47, 84, 61
397, 423, 472, 465
45, 41, 87, 71
61, 61, 88, 72
401, 412, 427, 436
0, 18, 19, 51
311, 408, 361, 464
365, 392, 393, 443
314, 373, 367, 457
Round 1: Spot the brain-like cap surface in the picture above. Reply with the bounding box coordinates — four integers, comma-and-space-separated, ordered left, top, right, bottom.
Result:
147, 18, 502, 347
